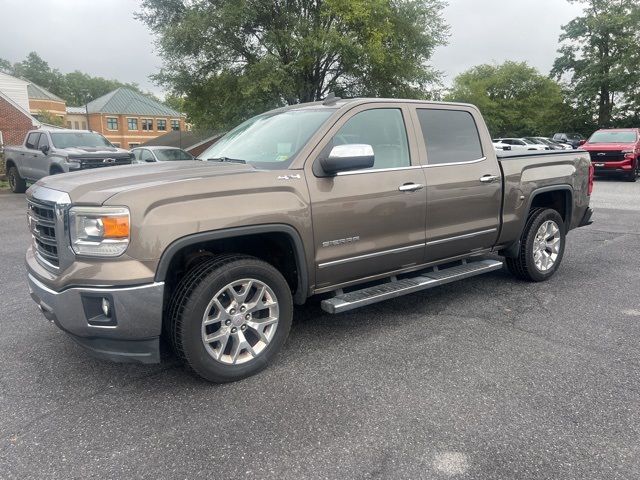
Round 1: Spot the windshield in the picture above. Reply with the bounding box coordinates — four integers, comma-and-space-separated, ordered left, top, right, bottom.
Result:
588, 131, 637, 143
199, 108, 335, 169
524, 137, 543, 144
154, 148, 194, 161
50, 132, 113, 149
521, 138, 535, 145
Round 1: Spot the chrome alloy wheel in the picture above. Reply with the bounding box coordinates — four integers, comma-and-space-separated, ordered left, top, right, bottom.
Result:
201, 279, 279, 365
533, 220, 561, 272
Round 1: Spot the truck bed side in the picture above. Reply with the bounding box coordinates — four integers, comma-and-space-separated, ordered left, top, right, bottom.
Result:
497, 150, 592, 247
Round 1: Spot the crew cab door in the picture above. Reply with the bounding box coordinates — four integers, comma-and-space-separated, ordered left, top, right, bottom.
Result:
21, 132, 43, 180
410, 106, 502, 262
305, 104, 427, 290
34, 133, 51, 178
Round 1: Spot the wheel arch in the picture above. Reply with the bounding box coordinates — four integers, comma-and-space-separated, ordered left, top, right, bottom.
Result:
502, 185, 573, 258
155, 224, 309, 305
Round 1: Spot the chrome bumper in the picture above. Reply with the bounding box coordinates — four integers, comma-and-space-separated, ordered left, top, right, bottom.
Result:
27, 274, 164, 363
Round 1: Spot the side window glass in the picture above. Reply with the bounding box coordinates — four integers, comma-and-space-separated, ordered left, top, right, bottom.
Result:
141, 149, 155, 162
332, 108, 410, 169
417, 109, 483, 165
37, 134, 49, 149
26, 133, 40, 149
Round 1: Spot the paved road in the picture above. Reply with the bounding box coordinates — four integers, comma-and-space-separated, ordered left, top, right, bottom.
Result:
1, 178, 639, 479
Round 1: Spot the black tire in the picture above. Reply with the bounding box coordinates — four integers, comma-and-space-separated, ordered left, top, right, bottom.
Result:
506, 208, 566, 282
50, 167, 64, 176
624, 160, 639, 182
7, 166, 27, 193
166, 254, 293, 382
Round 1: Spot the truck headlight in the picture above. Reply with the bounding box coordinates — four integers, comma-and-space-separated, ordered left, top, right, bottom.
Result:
69, 207, 130, 257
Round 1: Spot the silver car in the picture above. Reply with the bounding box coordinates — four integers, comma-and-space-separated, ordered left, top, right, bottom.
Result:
130, 146, 195, 163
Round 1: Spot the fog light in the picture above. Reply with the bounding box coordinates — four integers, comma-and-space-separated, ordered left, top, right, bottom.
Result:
101, 298, 111, 317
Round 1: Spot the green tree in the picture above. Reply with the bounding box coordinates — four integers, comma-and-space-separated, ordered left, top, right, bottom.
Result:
551, 0, 640, 127
0, 57, 11, 73
137, 0, 448, 129
446, 62, 570, 137
35, 110, 65, 127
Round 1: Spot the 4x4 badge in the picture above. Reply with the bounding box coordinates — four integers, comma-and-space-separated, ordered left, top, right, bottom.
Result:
277, 174, 301, 180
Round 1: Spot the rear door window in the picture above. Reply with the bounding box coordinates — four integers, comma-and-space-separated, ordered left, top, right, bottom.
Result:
416, 109, 483, 165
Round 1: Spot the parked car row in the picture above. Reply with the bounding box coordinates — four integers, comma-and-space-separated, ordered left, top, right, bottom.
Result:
3, 129, 198, 193
493, 136, 575, 152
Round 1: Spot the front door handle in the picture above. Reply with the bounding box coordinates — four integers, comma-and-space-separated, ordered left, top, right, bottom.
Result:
479, 175, 499, 183
398, 183, 424, 192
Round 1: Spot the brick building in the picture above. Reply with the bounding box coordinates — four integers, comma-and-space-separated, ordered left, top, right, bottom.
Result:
27, 83, 66, 124
0, 90, 40, 147
73, 88, 186, 149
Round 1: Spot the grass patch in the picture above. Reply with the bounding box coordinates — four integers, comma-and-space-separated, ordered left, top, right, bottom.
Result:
0, 179, 9, 191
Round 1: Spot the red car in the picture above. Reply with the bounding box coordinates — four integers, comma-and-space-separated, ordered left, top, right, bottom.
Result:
581, 128, 640, 182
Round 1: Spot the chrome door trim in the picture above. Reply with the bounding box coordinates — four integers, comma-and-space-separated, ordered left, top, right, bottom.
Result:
336, 165, 422, 176
318, 243, 426, 269
426, 228, 497, 246
423, 157, 487, 168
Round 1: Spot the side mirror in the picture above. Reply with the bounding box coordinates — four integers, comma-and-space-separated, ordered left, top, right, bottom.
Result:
40, 145, 49, 154
145, 158, 156, 163
320, 144, 375, 175
578, 139, 586, 146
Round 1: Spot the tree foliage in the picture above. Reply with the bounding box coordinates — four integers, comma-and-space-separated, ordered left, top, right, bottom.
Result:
0, 52, 155, 106
552, 0, 640, 127
446, 62, 573, 137
137, 0, 448, 129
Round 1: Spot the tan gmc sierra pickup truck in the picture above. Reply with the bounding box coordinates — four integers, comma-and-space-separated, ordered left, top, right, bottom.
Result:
25, 98, 594, 382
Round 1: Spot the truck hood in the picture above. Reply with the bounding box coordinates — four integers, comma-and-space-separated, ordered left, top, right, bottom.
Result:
34, 160, 257, 204
59, 146, 131, 157
582, 142, 637, 151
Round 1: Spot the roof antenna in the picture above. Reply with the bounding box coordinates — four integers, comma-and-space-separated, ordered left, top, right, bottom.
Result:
322, 92, 341, 106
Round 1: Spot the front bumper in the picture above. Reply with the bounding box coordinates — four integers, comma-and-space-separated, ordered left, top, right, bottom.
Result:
27, 273, 164, 364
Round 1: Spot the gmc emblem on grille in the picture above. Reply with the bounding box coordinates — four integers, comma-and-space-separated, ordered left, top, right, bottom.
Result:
103, 158, 116, 164
597, 153, 606, 156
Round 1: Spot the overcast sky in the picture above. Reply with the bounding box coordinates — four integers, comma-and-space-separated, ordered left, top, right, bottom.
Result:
0, 0, 584, 97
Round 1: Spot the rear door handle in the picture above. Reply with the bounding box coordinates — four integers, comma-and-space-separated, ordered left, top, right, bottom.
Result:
398, 183, 424, 192
479, 175, 499, 183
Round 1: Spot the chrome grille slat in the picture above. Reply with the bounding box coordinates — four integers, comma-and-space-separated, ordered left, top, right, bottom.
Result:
27, 198, 59, 267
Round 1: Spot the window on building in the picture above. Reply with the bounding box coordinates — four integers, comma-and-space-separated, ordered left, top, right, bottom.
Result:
106, 117, 118, 130
171, 119, 180, 131
67, 121, 72, 129
142, 119, 153, 131
74, 121, 80, 130
157, 119, 166, 131
81, 121, 87, 130
416, 109, 483, 165
128, 118, 138, 130
128, 143, 140, 149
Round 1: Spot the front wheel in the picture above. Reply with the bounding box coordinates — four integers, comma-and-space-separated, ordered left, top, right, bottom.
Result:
167, 255, 293, 382
625, 160, 639, 182
506, 208, 566, 282
7, 166, 27, 193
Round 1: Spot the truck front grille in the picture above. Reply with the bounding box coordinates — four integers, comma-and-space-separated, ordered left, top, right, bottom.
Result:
588, 150, 625, 162
27, 199, 59, 267
77, 157, 132, 169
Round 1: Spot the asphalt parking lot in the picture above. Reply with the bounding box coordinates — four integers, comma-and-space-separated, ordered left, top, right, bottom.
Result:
1, 178, 639, 479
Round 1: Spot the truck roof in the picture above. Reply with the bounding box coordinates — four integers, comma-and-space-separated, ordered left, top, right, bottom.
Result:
268, 97, 478, 115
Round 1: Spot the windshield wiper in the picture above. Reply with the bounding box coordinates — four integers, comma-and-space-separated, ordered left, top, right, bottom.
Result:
206, 157, 246, 164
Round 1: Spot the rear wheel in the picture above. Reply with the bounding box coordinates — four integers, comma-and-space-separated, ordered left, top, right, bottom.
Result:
7, 166, 27, 193
167, 254, 293, 382
506, 208, 566, 282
